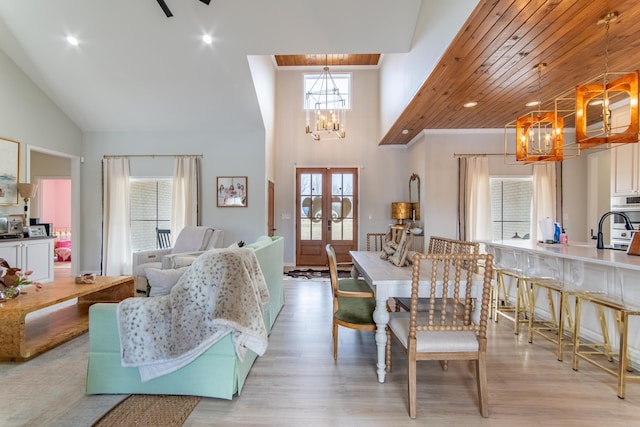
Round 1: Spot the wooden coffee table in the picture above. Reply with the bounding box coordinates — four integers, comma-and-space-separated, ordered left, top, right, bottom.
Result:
0, 275, 134, 361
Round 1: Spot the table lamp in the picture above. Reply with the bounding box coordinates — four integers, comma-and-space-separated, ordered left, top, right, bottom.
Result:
17, 183, 38, 227
391, 202, 412, 227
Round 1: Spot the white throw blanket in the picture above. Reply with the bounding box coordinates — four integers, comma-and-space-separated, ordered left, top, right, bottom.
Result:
117, 248, 270, 382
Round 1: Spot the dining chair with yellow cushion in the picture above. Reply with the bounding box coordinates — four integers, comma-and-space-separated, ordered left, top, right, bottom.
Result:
385, 252, 494, 418
326, 244, 376, 360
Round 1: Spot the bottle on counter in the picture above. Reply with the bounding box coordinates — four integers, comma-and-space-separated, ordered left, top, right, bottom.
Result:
560, 228, 568, 244
554, 223, 561, 243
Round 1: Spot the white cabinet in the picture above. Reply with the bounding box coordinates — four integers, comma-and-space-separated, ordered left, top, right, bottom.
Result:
612, 143, 639, 195
0, 238, 54, 283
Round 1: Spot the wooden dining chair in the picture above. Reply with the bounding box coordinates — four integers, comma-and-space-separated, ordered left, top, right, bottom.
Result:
395, 237, 479, 312
366, 232, 388, 252
326, 244, 376, 360
385, 252, 494, 418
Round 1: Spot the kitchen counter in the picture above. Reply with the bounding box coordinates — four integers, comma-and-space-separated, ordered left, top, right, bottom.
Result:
483, 239, 640, 369
482, 239, 640, 271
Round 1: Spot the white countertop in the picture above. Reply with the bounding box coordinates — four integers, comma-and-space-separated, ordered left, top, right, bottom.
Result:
482, 239, 640, 271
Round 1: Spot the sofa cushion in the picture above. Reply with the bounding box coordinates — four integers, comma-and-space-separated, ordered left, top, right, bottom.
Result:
145, 266, 189, 296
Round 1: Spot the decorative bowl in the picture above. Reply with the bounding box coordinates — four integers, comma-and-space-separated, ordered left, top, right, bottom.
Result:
410, 228, 423, 235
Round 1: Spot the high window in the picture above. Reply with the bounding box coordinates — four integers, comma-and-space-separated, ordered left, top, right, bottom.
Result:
303, 73, 351, 109
490, 177, 533, 240
130, 178, 172, 251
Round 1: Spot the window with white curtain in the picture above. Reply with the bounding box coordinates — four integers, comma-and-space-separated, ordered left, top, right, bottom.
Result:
490, 177, 533, 240
130, 178, 172, 251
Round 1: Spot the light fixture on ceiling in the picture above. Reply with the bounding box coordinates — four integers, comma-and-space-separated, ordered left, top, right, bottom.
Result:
305, 56, 346, 141
66, 35, 79, 47
202, 34, 213, 45
463, 101, 478, 108
156, 0, 211, 18
575, 11, 639, 149
510, 62, 565, 163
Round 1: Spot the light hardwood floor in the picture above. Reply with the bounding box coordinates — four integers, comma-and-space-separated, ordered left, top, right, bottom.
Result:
2, 278, 640, 426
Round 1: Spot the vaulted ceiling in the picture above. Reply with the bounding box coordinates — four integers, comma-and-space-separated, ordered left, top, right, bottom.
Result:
2, 1, 639, 148
0, 0, 424, 134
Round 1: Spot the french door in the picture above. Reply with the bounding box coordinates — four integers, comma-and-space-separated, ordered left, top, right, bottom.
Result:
296, 167, 358, 266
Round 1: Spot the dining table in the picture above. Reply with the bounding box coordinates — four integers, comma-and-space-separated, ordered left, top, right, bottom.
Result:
349, 250, 485, 383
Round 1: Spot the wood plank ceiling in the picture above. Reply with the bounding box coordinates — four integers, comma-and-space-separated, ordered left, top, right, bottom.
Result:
379, 0, 640, 145
274, 54, 381, 67
277, 0, 640, 146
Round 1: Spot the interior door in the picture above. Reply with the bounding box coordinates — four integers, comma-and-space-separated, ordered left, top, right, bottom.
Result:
296, 167, 358, 265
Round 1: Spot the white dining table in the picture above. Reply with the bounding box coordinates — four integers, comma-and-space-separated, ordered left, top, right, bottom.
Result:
349, 250, 484, 383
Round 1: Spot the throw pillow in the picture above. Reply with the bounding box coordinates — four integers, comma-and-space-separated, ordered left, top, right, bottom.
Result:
145, 266, 189, 297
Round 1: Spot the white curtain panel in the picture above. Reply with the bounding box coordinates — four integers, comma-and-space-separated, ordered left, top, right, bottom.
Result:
102, 157, 132, 275
171, 156, 201, 243
464, 156, 493, 242
532, 163, 557, 242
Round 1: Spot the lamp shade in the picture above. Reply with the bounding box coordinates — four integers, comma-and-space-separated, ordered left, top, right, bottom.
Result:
391, 202, 412, 221
17, 183, 38, 199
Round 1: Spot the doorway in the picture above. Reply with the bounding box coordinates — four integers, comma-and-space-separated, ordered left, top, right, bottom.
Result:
295, 167, 358, 265
27, 147, 80, 277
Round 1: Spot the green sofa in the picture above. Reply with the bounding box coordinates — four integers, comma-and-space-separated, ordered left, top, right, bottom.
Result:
85, 236, 284, 399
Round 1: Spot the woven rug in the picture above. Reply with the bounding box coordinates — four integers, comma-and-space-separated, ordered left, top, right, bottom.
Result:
92, 394, 201, 427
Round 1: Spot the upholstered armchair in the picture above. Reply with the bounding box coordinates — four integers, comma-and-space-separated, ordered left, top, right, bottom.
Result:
132, 226, 224, 294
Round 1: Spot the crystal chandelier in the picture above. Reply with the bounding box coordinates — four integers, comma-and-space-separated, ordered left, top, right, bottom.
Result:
305, 57, 346, 141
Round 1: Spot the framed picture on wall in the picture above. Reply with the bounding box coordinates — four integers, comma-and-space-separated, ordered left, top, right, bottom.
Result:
217, 176, 248, 207
0, 137, 20, 205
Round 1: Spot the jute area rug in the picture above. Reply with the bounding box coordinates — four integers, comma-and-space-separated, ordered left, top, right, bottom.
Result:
92, 394, 201, 427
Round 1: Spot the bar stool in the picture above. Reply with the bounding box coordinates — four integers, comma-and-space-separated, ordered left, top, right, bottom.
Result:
491, 246, 530, 335
525, 253, 574, 361
571, 263, 640, 398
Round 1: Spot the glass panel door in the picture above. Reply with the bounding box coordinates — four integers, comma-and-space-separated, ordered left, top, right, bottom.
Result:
296, 168, 358, 266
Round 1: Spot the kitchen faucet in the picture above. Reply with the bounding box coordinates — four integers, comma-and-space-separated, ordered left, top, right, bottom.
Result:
597, 211, 634, 249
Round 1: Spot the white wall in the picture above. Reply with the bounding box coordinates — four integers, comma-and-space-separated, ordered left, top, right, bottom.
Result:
563, 151, 590, 241
275, 68, 409, 265
414, 129, 591, 246
0, 49, 82, 219
80, 130, 267, 273
379, 0, 480, 137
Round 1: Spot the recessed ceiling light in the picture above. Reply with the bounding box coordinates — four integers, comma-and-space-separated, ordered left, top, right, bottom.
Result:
402, 129, 409, 135
66, 35, 79, 47
526, 100, 541, 107
202, 34, 213, 45
463, 101, 478, 108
